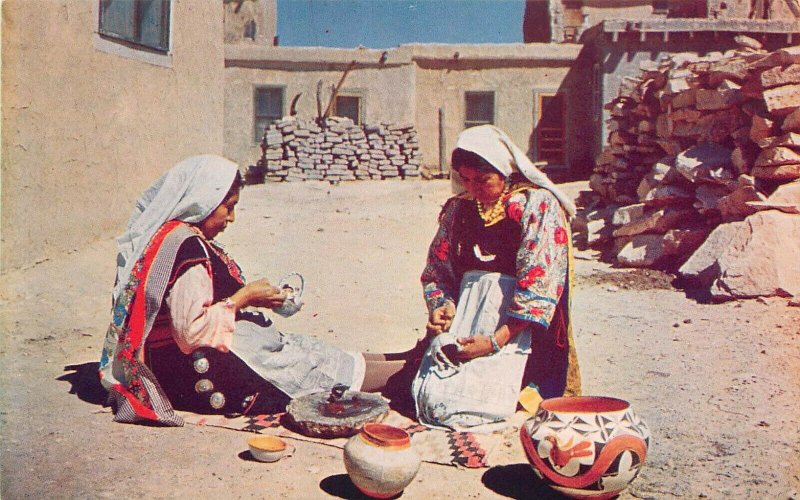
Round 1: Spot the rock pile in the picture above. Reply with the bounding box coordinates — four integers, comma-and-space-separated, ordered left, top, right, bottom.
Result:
248, 116, 422, 183
578, 39, 800, 301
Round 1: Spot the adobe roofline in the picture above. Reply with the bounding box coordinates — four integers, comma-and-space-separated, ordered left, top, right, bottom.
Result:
602, 18, 800, 34
224, 42, 582, 69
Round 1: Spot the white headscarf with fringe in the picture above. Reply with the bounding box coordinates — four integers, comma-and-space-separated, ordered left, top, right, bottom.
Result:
112, 154, 239, 303
451, 125, 576, 218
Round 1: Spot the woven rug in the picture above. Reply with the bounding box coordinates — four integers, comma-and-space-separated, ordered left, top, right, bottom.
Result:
181, 410, 510, 468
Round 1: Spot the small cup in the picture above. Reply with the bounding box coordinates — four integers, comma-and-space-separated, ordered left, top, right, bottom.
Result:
274, 272, 304, 318
247, 435, 291, 463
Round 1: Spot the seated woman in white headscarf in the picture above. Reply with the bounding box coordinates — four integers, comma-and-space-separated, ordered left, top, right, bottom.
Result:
412, 125, 582, 431
99, 154, 412, 425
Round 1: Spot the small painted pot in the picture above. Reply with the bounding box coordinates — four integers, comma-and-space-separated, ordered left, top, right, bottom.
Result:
343, 423, 420, 499
520, 396, 650, 500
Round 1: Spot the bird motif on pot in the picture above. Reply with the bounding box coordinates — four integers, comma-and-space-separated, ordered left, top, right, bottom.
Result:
544, 435, 594, 468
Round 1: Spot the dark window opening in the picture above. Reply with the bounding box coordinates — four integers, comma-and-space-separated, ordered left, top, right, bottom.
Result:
333, 95, 362, 125
244, 19, 257, 40
254, 86, 284, 142
652, 0, 669, 14
99, 0, 171, 52
465, 91, 495, 128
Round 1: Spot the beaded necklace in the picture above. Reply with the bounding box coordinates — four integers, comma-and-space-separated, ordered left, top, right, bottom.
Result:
188, 225, 246, 284
475, 187, 509, 226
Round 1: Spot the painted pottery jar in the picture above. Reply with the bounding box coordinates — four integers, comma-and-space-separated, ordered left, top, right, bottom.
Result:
520, 396, 650, 500
343, 423, 421, 499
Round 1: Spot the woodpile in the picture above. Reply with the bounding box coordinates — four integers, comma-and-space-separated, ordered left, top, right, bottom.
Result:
578, 38, 800, 301
247, 116, 422, 183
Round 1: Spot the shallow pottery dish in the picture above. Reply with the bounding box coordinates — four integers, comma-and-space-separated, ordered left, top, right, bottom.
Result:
247, 435, 292, 462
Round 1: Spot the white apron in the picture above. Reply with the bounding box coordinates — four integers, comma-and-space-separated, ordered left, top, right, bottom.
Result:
412, 271, 532, 431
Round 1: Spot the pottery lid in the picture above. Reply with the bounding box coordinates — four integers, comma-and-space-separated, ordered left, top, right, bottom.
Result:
362, 423, 411, 448
540, 396, 630, 414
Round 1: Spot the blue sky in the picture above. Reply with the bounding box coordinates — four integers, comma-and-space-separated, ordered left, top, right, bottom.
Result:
276, 0, 526, 49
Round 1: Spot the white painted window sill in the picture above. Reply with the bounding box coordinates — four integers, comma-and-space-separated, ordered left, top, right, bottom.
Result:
93, 34, 173, 68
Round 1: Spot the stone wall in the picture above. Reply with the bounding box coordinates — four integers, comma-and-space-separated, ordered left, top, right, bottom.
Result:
579, 37, 800, 300
248, 116, 422, 183
224, 44, 586, 177
223, 46, 416, 172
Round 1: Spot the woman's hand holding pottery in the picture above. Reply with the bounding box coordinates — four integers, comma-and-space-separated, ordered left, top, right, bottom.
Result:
453, 335, 495, 360
452, 318, 530, 361
426, 302, 455, 337
230, 278, 287, 311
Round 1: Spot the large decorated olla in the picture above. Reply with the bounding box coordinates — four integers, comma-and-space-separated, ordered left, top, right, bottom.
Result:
343, 423, 421, 499
520, 396, 650, 500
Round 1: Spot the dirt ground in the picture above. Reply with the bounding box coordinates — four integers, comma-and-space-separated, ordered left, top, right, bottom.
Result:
1, 179, 798, 499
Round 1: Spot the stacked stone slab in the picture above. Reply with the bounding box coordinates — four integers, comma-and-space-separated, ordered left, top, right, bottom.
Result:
579, 39, 800, 300
250, 116, 422, 183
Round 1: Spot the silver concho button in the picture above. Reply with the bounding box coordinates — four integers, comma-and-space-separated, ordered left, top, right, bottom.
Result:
209, 392, 226, 409
195, 379, 213, 393
193, 357, 209, 374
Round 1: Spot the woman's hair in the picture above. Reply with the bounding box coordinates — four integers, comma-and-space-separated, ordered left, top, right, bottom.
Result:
451, 148, 501, 175
224, 170, 244, 201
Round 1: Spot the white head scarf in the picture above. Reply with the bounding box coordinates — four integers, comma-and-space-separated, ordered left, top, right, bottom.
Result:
112, 154, 239, 300
452, 125, 576, 218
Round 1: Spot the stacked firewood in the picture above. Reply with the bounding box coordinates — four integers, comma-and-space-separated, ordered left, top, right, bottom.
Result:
248, 116, 422, 183
580, 38, 800, 273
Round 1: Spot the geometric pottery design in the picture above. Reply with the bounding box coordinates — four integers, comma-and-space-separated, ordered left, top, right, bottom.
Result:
520, 396, 650, 500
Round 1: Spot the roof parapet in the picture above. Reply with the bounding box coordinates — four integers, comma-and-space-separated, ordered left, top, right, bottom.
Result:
403, 42, 581, 62
603, 18, 800, 34
225, 42, 582, 67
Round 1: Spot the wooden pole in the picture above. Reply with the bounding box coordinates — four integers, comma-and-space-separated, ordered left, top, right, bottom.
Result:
322, 61, 357, 121
439, 107, 447, 176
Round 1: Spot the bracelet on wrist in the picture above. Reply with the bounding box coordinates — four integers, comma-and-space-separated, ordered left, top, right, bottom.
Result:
489, 333, 501, 353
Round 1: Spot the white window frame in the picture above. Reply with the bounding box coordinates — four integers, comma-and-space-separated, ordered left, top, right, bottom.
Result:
93, 0, 173, 67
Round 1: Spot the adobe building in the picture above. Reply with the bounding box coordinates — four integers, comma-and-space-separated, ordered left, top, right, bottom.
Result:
4, 0, 799, 272
224, 43, 590, 181
223, 0, 800, 182
2, 1, 227, 272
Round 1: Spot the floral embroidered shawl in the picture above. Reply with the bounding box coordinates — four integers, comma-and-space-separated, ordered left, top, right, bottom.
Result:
99, 155, 239, 425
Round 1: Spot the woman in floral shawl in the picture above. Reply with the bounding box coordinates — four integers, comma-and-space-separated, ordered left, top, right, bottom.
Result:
100, 154, 410, 425
412, 125, 581, 430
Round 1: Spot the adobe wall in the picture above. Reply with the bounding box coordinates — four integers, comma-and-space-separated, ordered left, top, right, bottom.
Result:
224, 0, 276, 45
1, 0, 225, 272
582, 4, 654, 27
223, 44, 592, 178
410, 44, 589, 174
224, 47, 415, 170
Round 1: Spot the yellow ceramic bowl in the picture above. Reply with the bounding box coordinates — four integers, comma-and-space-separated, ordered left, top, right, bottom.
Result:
247, 435, 288, 463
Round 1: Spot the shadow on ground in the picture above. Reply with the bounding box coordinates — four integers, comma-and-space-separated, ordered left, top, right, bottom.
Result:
482, 464, 567, 499
320, 474, 401, 499
58, 362, 106, 406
